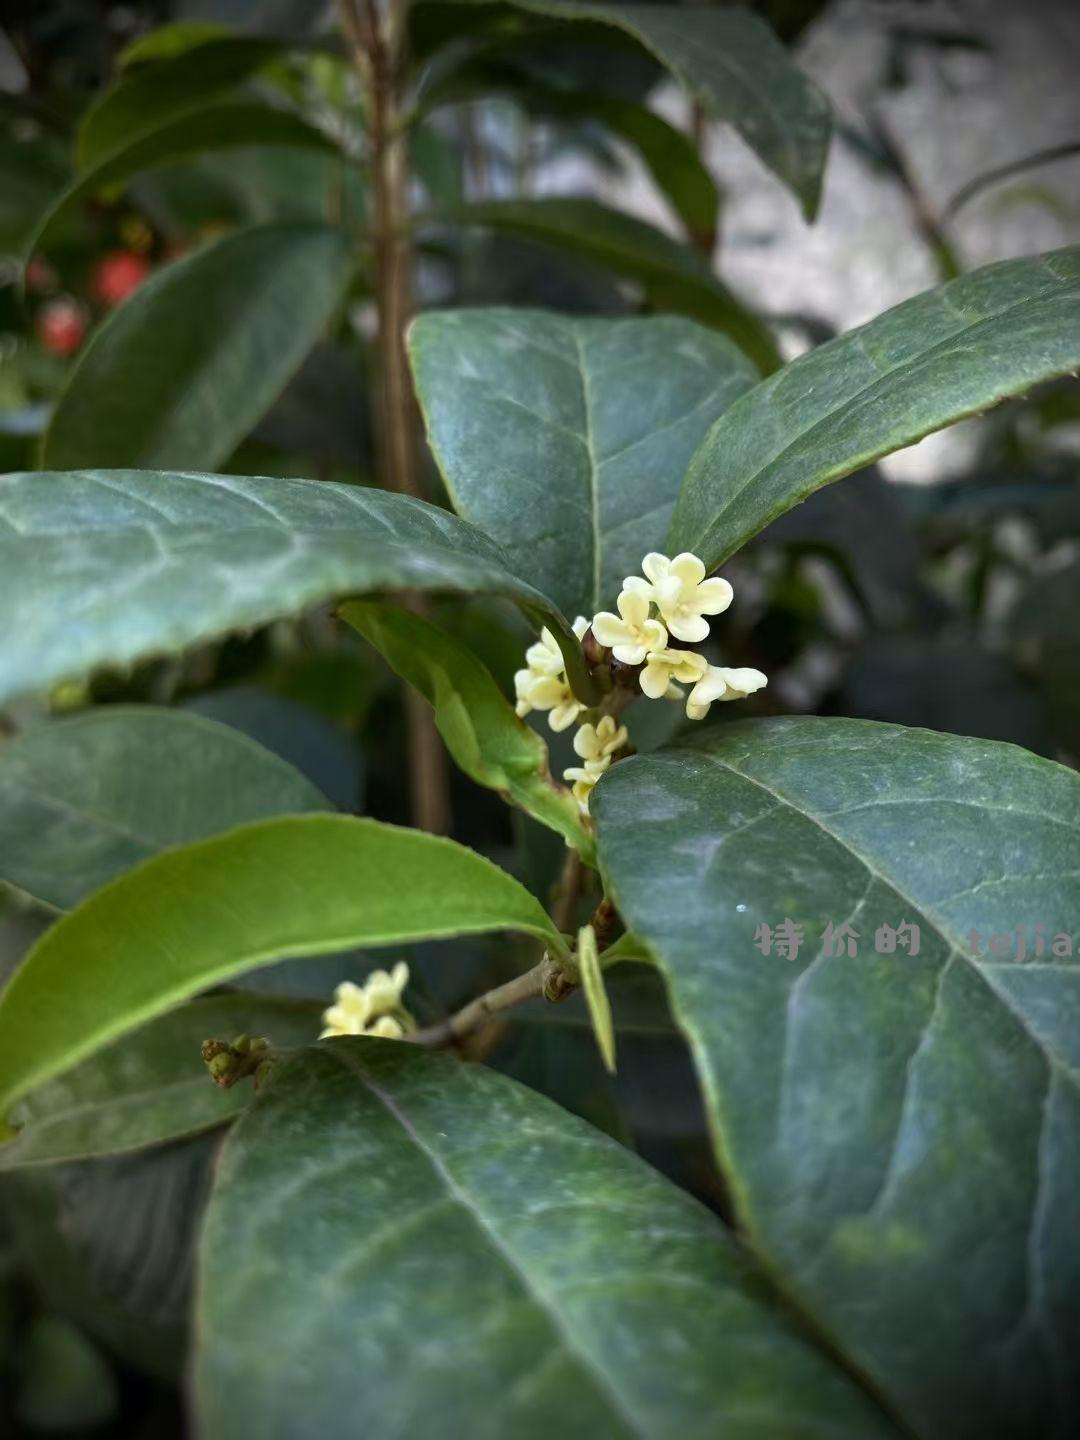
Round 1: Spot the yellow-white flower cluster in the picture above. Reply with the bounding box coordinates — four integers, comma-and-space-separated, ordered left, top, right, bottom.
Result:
563, 714, 628, 812
595, 551, 766, 720
514, 615, 589, 732
515, 551, 767, 816
320, 961, 413, 1040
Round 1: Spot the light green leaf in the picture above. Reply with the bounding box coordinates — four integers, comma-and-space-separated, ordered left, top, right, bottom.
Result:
0, 815, 566, 1127
0, 469, 594, 709
670, 246, 1080, 571
77, 37, 290, 172
29, 102, 337, 257
409, 308, 759, 616
449, 0, 830, 217
195, 1040, 894, 1438
0, 994, 320, 1169
0, 707, 331, 911
428, 201, 780, 371
43, 224, 352, 471
577, 923, 615, 1072
593, 716, 1080, 1439
340, 601, 593, 861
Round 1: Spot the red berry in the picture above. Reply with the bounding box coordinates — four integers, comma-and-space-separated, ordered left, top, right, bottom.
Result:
36, 298, 88, 357
25, 256, 58, 294
90, 249, 151, 306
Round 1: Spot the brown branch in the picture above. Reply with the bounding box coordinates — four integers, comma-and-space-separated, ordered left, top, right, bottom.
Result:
408, 953, 574, 1049
339, 0, 451, 835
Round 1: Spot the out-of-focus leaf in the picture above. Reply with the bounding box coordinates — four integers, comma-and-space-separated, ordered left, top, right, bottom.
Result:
1009, 558, 1080, 757
0, 707, 331, 911
43, 223, 353, 471
428, 200, 780, 369
16, 1316, 118, 1430
29, 103, 338, 257
77, 37, 291, 172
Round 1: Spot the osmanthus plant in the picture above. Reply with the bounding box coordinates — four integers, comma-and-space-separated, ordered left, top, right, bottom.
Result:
1, 249, 1080, 1439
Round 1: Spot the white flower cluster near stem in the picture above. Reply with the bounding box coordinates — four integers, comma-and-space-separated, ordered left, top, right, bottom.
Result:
594, 551, 767, 720
514, 615, 589, 732
320, 961, 413, 1040
563, 715, 628, 811
516, 551, 767, 815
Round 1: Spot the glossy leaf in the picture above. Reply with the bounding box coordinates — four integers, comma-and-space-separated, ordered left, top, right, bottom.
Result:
409, 308, 758, 616
472, 0, 831, 217
593, 716, 1080, 1439
0, 815, 566, 1128
43, 224, 352, 471
670, 246, 1080, 570
0, 707, 331, 911
0, 469, 594, 709
340, 601, 593, 861
77, 37, 289, 172
0, 994, 321, 1169
195, 1040, 893, 1438
29, 103, 337, 257
431, 201, 780, 370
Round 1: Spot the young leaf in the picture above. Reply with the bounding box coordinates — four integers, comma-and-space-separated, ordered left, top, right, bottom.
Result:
427, 201, 780, 370
593, 716, 1080, 1440
0, 470, 594, 709
577, 923, 615, 1073
76, 37, 290, 172
409, 309, 758, 617
0, 707, 332, 911
28, 103, 337, 257
670, 246, 1080, 571
435, 0, 831, 218
42, 224, 352, 471
340, 601, 593, 862
195, 1041, 894, 1438
0, 994, 321, 1169
0, 816, 568, 1128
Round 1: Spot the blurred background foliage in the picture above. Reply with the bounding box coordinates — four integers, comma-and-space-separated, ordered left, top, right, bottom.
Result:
1, 0, 1078, 1432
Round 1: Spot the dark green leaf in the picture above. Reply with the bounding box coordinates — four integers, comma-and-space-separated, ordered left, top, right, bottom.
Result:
341, 601, 593, 860
15, 1317, 117, 1431
0, 994, 320, 1169
43, 223, 353, 471
409, 308, 759, 616
433, 0, 831, 216
670, 247, 1080, 570
428, 201, 780, 370
594, 716, 1080, 1439
0, 815, 566, 1128
29, 103, 338, 257
1009, 558, 1080, 756
77, 38, 290, 173
0, 706, 331, 911
195, 1040, 893, 1438
0, 469, 593, 709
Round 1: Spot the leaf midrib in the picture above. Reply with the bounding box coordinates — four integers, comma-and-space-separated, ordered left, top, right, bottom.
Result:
326, 1044, 643, 1440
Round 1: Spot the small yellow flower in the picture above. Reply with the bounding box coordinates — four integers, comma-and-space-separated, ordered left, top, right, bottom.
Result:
320, 961, 411, 1039
685, 665, 768, 721
563, 715, 628, 813
514, 617, 588, 732
639, 646, 708, 700
591, 586, 667, 665
640, 552, 733, 643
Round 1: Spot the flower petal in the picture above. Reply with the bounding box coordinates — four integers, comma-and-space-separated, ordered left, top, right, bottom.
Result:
591, 611, 629, 648
695, 576, 734, 615
667, 613, 711, 644
669, 553, 706, 590
640, 553, 670, 585
617, 586, 650, 628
